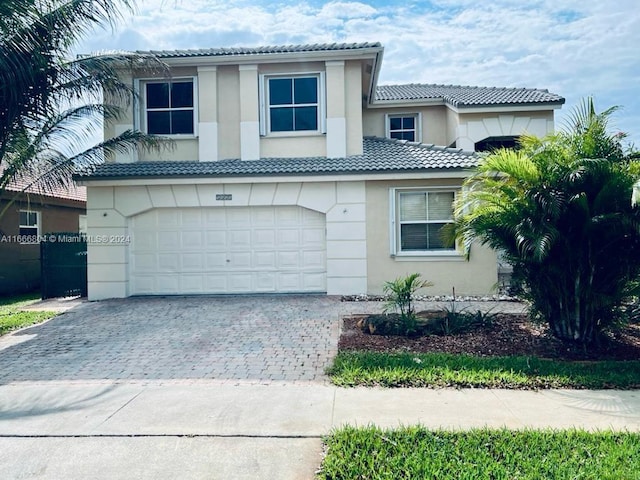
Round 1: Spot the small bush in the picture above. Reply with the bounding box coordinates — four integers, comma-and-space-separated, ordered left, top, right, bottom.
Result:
435, 306, 497, 335
381, 273, 433, 336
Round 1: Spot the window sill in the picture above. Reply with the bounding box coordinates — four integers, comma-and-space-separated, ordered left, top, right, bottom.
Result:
392, 252, 464, 262
147, 133, 197, 139
262, 131, 324, 139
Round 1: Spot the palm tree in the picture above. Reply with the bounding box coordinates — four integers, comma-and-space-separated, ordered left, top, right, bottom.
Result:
454, 99, 640, 349
0, 0, 166, 218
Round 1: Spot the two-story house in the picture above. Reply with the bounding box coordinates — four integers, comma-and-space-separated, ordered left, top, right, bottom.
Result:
76, 42, 564, 300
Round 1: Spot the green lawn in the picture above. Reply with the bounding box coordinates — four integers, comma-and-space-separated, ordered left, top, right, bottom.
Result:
0, 293, 57, 335
318, 426, 640, 480
327, 351, 640, 389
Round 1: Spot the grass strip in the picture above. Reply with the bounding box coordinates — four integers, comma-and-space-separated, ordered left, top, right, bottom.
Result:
327, 351, 640, 389
0, 293, 57, 336
318, 426, 640, 480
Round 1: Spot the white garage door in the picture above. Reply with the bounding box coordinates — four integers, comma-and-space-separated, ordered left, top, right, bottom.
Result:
129, 206, 326, 295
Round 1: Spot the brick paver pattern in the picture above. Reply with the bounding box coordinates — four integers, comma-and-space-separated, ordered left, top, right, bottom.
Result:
0, 296, 361, 384
0, 296, 524, 384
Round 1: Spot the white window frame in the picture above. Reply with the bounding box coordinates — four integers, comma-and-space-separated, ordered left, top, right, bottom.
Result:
389, 187, 458, 257
259, 72, 326, 136
134, 77, 199, 137
19, 210, 40, 243
385, 113, 422, 142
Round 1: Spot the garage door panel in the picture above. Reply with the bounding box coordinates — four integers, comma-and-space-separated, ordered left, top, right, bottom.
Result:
302, 228, 324, 245
302, 251, 325, 269
181, 275, 205, 293
158, 254, 179, 272
278, 251, 299, 268
181, 210, 202, 226
134, 232, 156, 250
205, 209, 226, 224
135, 211, 157, 227
228, 230, 251, 248
158, 231, 179, 249
130, 206, 326, 295
158, 210, 180, 227
182, 231, 204, 249
204, 274, 227, 291
132, 276, 155, 294
275, 206, 299, 224
303, 272, 326, 290
157, 276, 180, 292
206, 231, 226, 248
228, 252, 251, 269
302, 208, 325, 225
132, 253, 156, 272
253, 229, 276, 247
256, 272, 276, 290
278, 272, 301, 290
278, 229, 300, 245
182, 253, 204, 271
228, 273, 253, 291
255, 252, 276, 268
227, 209, 251, 225
206, 253, 227, 268
252, 208, 276, 225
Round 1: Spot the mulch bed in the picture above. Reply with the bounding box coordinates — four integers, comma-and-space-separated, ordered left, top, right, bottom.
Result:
339, 313, 640, 361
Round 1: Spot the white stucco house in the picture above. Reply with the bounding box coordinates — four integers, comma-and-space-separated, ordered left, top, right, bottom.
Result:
76, 42, 564, 300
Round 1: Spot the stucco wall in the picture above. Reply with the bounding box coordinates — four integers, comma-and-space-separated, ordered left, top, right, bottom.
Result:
86, 181, 368, 300
456, 110, 556, 151
362, 105, 448, 145
345, 61, 363, 155
365, 179, 498, 296
446, 107, 459, 148
260, 136, 327, 158
217, 66, 242, 161
105, 59, 367, 163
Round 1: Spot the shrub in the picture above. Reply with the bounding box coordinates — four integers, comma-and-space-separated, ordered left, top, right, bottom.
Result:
381, 273, 433, 336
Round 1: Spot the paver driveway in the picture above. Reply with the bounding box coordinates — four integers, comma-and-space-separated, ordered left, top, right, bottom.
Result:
0, 295, 364, 384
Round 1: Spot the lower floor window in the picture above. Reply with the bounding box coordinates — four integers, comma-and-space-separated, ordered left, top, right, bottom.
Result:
393, 190, 455, 253
19, 210, 40, 241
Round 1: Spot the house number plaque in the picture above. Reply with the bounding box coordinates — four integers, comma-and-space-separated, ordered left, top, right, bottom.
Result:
215, 194, 232, 201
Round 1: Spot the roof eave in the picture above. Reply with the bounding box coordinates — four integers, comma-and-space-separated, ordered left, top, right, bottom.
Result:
368, 97, 446, 108
448, 101, 565, 114
158, 46, 384, 67
75, 166, 476, 185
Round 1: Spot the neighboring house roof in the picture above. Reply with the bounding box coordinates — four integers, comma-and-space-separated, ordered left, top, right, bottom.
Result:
375, 83, 565, 108
139, 42, 382, 58
77, 137, 477, 180
3, 177, 86, 203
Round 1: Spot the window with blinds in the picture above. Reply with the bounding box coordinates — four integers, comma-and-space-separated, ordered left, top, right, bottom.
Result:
397, 191, 454, 251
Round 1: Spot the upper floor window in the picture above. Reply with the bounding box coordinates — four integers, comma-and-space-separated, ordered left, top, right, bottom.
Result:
391, 189, 456, 255
19, 210, 40, 242
386, 113, 421, 142
143, 79, 195, 135
261, 74, 324, 135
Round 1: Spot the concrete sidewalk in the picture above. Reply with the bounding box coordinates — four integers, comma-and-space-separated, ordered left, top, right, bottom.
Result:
1, 382, 639, 479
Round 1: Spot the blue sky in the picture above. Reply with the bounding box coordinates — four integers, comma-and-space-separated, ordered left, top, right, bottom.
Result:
77, 0, 640, 147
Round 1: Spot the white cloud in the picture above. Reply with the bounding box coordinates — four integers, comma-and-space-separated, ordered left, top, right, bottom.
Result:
318, 1, 377, 19
75, 0, 640, 146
